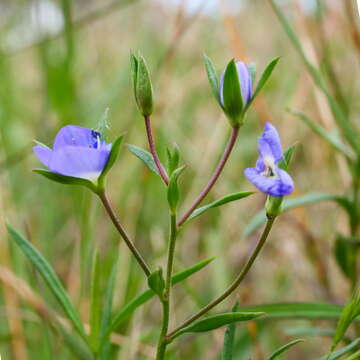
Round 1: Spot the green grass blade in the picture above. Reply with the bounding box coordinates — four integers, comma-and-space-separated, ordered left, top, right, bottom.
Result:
320, 338, 360, 360
221, 302, 239, 360
267, 339, 304, 360
7, 224, 86, 340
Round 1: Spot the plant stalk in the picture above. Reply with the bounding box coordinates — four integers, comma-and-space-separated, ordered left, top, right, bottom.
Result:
167, 216, 276, 340
156, 213, 178, 360
144, 115, 169, 185
98, 190, 151, 276
177, 125, 240, 226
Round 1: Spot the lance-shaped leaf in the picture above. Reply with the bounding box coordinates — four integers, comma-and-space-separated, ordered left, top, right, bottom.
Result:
173, 312, 264, 339
320, 338, 360, 360
278, 145, 296, 171
7, 224, 86, 339
127, 144, 159, 175
135, 54, 153, 116
101, 257, 215, 344
245, 57, 280, 111
98, 135, 124, 189
328, 293, 360, 356
221, 303, 239, 360
267, 339, 304, 360
204, 54, 221, 105
188, 191, 254, 222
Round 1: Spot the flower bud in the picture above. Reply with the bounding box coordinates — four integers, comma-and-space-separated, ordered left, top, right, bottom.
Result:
219, 60, 252, 126
131, 53, 153, 116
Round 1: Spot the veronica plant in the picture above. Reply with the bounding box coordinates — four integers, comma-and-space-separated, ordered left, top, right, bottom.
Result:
7, 53, 297, 360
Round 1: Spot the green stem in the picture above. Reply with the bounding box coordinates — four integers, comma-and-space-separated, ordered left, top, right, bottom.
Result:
156, 213, 178, 360
167, 216, 276, 341
98, 190, 151, 277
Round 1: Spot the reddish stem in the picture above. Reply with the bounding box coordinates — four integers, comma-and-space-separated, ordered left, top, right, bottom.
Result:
177, 125, 240, 226
144, 115, 169, 185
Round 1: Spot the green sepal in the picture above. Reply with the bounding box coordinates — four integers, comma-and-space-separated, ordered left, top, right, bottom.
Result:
98, 135, 124, 190
173, 312, 264, 339
167, 166, 186, 214
147, 267, 165, 298
222, 59, 244, 126
33, 169, 98, 193
203, 54, 221, 105
132, 53, 153, 116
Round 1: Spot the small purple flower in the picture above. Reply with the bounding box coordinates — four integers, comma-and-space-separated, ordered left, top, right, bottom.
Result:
33, 125, 111, 181
219, 61, 253, 106
244, 123, 294, 197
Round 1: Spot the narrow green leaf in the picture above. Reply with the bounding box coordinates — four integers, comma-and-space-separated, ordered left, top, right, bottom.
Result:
221, 303, 239, 360
7, 224, 86, 339
246, 57, 280, 110
174, 312, 264, 338
223, 59, 243, 126
278, 145, 296, 171
344, 349, 360, 360
188, 191, 254, 221
329, 293, 360, 353
99, 257, 118, 341
33, 169, 97, 192
320, 338, 360, 360
289, 109, 353, 160
89, 249, 101, 351
285, 327, 336, 338
98, 135, 124, 188
243, 193, 352, 237
167, 166, 186, 213
238, 303, 360, 321
101, 257, 215, 343
203, 54, 221, 105
127, 144, 159, 175
267, 339, 304, 360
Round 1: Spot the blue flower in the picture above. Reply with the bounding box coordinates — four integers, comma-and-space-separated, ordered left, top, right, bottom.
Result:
244, 123, 294, 197
219, 61, 253, 106
33, 125, 111, 181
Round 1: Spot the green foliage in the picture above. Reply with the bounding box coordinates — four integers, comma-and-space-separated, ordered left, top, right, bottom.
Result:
320, 339, 360, 360
7, 224, 86, 340
267, 339, 304, 360
188, 191, 254, 221
127, 144, 159, 175
221, 303, 239, 360
147, 267, 165, 297
166, 143, 180, 176
167, 166, 186, 214
328, 293, 360, 355
173, 312, 264, 338
203, 54, 221, 105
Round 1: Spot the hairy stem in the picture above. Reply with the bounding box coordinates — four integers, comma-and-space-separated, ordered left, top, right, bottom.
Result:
98, 191, 151, 276
144, 115, 169, 185
167, 216, 276, 340
156, 213, 177, 360
177, 125, 240, 226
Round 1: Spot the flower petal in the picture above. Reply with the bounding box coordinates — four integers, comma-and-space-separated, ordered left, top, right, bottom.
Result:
33, 145, 53, 168
49, 146, 110, 181
261, 122, 283, 163
244, 167, 294, 197
53, 125, 100, 150
235, 61, 252, 103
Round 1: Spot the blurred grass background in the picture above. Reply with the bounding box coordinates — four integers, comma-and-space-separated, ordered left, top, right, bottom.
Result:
0, 0, 359, 359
